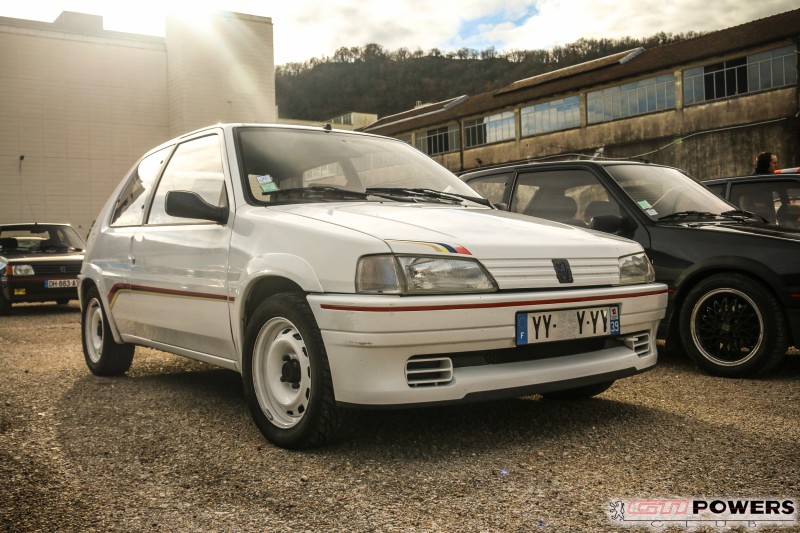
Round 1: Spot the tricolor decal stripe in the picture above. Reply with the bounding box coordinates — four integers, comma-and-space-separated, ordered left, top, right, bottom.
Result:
388, 240, 472, 255
108, 283, 233, 307
320, 288, 668, 312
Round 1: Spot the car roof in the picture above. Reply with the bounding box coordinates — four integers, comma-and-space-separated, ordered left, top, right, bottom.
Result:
459, 159, 666, 179
705, 172, 800, 184
0, 222, 73, 229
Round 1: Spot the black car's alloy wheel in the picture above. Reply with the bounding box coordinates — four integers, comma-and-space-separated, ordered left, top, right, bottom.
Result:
679, 273, 787, 377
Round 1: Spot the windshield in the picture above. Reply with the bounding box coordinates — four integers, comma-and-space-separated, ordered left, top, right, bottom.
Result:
236, 127, 481, 205
604, 164, 738, 221
0, 224, 85, 253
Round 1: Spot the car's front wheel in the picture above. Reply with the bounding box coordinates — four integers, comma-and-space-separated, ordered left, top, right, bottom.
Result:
242, 293, 345, 449
81, 286, 134, 375
679, 273, 787, 377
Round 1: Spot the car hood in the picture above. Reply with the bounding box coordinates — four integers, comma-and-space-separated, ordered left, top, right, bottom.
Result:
273, 203, 644, 290
663, 221, 800, 242
280, 203, 640, 257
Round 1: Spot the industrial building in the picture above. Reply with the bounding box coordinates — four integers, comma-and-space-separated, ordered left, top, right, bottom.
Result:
364, 9, 800, 181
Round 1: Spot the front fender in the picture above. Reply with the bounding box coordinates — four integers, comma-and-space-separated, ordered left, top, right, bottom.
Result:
231, 253, 325, 362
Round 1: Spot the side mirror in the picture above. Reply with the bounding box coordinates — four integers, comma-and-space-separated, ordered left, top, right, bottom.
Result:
493, 202, 509, 211
589, 215, 635, 234
165, 190, 228, 224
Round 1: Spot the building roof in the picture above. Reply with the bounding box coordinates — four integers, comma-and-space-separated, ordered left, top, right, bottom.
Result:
365, 8, 800, 135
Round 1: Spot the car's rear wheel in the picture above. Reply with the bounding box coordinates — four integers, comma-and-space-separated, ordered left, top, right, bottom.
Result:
242, 293, 345, 449
81, 286, 134, 375
541, 380, 615, 400
679, 273, 787, 377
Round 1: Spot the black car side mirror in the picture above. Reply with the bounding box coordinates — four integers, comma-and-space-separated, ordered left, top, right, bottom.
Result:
165, 190, 228, 224
493, 202, 509, 211
589, 214, 635, 234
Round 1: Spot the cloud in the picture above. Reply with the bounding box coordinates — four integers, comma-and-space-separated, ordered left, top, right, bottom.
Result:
0, 0, 796, 65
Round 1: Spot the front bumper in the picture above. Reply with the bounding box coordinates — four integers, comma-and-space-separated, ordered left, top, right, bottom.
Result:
1, 276, 79, 303
308, 283, 668, 407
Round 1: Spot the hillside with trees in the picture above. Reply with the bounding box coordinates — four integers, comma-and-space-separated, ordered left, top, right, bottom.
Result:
275, 32, 701, 121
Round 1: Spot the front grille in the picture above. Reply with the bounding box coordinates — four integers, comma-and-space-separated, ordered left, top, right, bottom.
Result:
30, 263, 82, 276
481, 257, 619, 289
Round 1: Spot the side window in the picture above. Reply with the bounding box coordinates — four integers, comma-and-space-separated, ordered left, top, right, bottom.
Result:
464, 173, 512, 205
730, 181, 780, 224
147, 135, 227, 225
513, 170, 622, 227
110, 147, 171, 227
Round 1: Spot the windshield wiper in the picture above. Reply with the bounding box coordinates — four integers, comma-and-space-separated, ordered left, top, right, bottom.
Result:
364, 187, 490, 206
720, 209, 765, 223
263, 186, 369, 201
658, 210, 720, 221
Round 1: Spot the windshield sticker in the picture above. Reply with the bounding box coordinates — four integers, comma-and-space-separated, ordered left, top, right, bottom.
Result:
257, 175, 278, 192
646, 209, 658, 216
637, 200, 652, 210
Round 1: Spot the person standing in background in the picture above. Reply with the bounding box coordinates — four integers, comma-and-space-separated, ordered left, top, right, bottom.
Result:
754, 151, 778, 174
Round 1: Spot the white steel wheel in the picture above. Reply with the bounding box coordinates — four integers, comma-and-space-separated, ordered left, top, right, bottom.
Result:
242, 292, 344, 449
80, 286, 134, 376
85, 297, 106, 364
252, 317, 312, 429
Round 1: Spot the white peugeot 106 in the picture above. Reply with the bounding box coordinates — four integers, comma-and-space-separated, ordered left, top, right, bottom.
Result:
80, 124, 667, 449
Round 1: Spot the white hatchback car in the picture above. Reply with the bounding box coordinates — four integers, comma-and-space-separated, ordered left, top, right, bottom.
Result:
80, 124, 667, 449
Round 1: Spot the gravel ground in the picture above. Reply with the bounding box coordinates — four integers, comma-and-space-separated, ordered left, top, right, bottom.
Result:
1, 302, 799, 533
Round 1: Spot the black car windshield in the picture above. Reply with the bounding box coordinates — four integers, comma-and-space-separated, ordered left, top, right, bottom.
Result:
236, 127, 482, 205
605, 164, 740, 221
0, 225, 85, 253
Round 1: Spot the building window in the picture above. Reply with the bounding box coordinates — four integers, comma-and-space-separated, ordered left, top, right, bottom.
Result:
415, 125, 460, 155
464, 111, 515, 148
587, 74, 675, 124
683, 45, 797, 105
520, 96, 580, 136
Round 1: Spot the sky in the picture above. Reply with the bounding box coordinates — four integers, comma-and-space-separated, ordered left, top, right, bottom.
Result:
0, 1, 797, 66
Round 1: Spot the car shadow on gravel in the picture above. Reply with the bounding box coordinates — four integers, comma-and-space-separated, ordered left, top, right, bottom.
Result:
333, 395, 662, 456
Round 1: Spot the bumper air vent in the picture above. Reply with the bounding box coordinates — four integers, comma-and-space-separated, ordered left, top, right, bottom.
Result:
405, 356, 453, 387
620, 332, 651, 357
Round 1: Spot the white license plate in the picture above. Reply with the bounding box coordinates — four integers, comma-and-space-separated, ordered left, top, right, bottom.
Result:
46, 279, 78, 288
516, 304, 620, 345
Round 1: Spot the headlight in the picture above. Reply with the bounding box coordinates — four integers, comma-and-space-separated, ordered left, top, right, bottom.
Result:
11, 264, 35, 276
356, 254, 497, 294
619, 252, 655, 285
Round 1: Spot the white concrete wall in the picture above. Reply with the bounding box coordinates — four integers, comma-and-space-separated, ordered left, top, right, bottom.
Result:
166, 12, 277, 137
0, 11, 278, 234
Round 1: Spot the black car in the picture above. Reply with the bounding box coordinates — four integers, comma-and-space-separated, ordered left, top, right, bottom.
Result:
0, 223, 85, 314
704, 169, 800, 229
461, 160, 800, 377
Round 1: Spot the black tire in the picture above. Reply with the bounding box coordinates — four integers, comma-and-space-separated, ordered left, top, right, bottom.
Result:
0, 293, 11, 315
242, 292, 345, 449
679, 273, 787, 377
541, 380, 615, 400
81, 286, 134, 376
